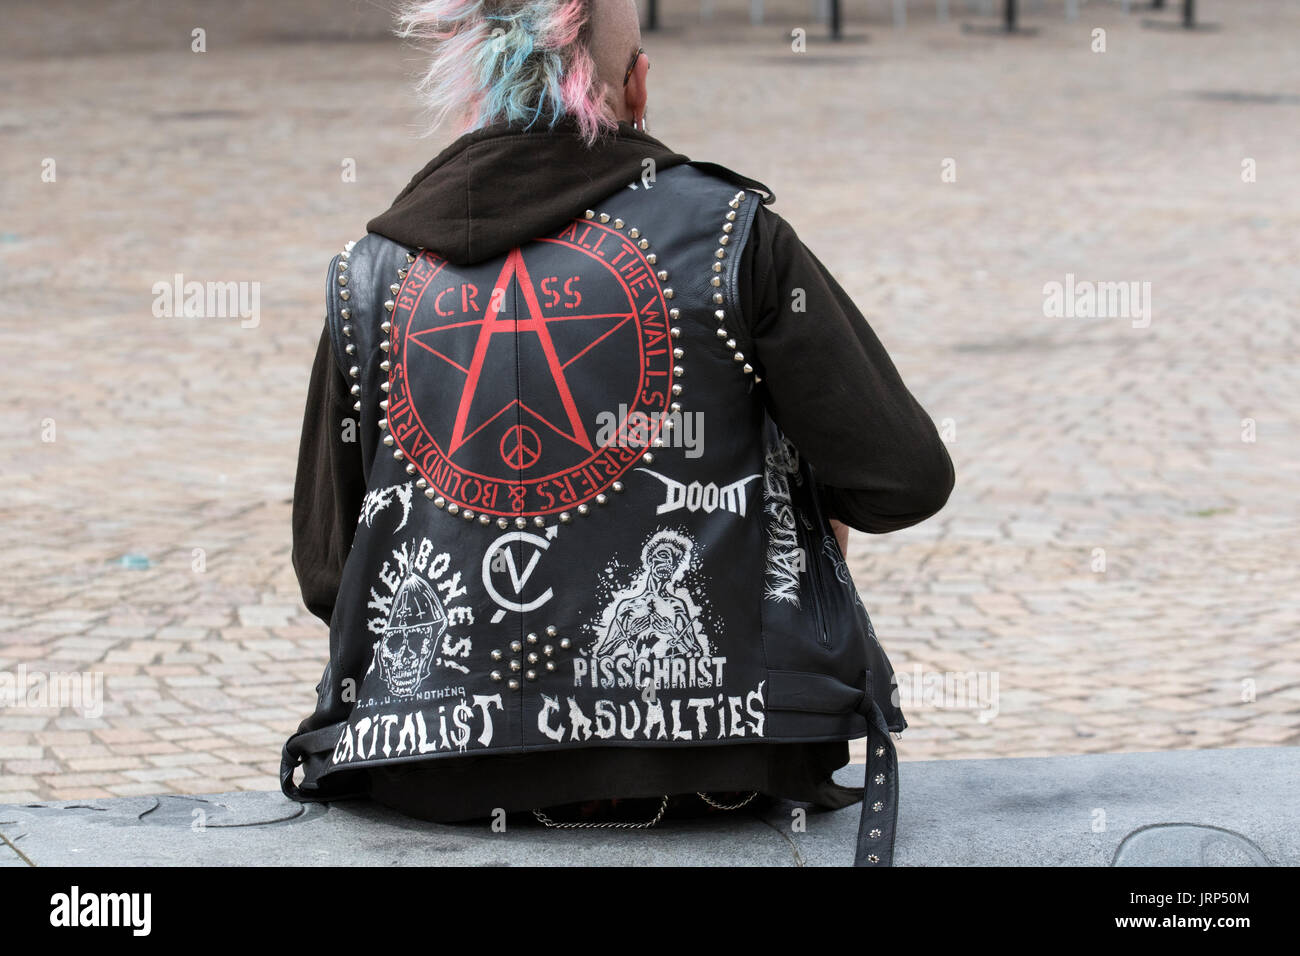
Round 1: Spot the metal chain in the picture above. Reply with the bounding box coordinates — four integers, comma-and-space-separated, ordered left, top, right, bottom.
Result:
532, 795, 670, 830
696, 790, 759, 811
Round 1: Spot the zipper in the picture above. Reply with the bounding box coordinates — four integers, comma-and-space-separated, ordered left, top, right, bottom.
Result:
798, 518, 831, 648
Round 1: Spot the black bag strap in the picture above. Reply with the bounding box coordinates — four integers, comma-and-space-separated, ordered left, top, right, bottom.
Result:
853, 698, 900, 866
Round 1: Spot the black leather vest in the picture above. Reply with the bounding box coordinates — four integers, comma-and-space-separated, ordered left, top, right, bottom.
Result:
283, 163, 904, 865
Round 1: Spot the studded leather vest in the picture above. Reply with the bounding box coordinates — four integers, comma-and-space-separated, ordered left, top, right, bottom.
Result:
282, 163, 904, 865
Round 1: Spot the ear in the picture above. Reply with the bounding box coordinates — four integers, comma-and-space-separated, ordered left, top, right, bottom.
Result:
623, 54, 649, 123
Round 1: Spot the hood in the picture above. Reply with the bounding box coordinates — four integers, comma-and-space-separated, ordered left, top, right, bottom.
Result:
366, 117, 693, 266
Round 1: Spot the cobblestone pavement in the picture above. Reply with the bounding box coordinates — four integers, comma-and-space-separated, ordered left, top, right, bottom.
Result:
1, 1, 1296, 801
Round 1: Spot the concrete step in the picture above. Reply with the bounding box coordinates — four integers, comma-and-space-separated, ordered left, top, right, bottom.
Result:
1, 746, 1295, 866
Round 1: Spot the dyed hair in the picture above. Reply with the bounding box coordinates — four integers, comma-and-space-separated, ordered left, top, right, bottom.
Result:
396, 0, 617, 145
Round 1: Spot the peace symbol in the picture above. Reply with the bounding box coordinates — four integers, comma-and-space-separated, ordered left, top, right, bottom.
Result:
500, 424, 542, 471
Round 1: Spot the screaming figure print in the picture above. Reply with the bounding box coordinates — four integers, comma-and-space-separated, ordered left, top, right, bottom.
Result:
589, 529, 711, 661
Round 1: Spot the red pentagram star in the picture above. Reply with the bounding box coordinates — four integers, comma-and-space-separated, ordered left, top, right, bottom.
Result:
408, 247, 634, 459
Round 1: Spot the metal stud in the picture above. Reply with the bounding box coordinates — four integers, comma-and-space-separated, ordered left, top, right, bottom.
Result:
447, 503, 459, 515
497, 518, 509, 529
546, 625, 557, 637
527, 632, 538, 645
337, 275, 348, 287
515, 517, 527, 529
657, 270, 668, 281
434, 496, 446, 508
424, 488, 436, 499
646, 253, 657, 265
714, 292, 724, 304
669, 403, 681, 414
614, 218, 624, 229
509, 660, 520, 672
491, 649, 503, 661
384, 300, 394, 313
527, 652, 539, 664
479, 514, 491, 525
560, 638, 572, 650
720, 235, 730, 246
611, 481, 624, 493
669, 308, 681, 320
872, 802, 884, 812
340, 289, 350, 300
673, 366, 684, 377
342, 324, 353, 337
545, 661, 556, 672
664, 288, 674, 299
596, 493, 608, 505
389, 283, 400, 295
723, 223, 734, 234
510, 640, 523, 653
671, 384, 682, 396
508, 679, 520, 690
670, 327, 681, 338
577, 503, 589, 515
743, 363, 754, 374
642, 453, 654, 464
543, 644, 554, 657
629, 228, 640, 239
585, 210, 595, 219
382, 435, 394, 447
393, 450, 404, 461
869, 828, 882, 839
673, 348, 684, 360
867, 854, 880, 864
874, 774, 886, 785
717, 328, 728, 339
525, 669, 538, 682
875, 746, 885, 758
490, 670, 502, 682
599, 213, 610, 223
559, 512, 571, 523
462, 509, 474, 520
638, 239, 649, 250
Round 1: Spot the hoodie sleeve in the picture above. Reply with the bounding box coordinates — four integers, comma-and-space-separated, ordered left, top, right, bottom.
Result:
291, 324, 367, 625
737, 205, 954, 533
